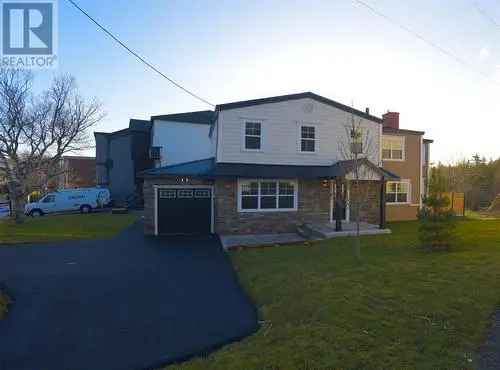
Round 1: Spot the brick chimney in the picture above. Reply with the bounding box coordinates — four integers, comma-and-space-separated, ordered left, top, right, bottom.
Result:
382, 111, 399, 129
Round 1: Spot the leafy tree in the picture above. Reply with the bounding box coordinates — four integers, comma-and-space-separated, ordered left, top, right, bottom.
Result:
418, 167, 457, 251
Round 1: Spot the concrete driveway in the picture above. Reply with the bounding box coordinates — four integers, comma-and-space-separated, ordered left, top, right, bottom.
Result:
0, 222, 258, 370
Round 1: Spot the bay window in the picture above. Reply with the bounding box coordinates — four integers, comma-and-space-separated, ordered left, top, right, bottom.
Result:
239, 179, 298, 212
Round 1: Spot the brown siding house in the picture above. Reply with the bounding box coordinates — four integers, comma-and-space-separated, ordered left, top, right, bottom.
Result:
58, 156, 96, 189
381, 112, 432, 221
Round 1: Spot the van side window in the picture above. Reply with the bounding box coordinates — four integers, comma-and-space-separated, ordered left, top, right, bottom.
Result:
42, 195, 56, 203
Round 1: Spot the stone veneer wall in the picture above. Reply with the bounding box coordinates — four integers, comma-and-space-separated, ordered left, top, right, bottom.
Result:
215, 178, 330, 235
143, 176, 382, 235
143, 177, 214, 235
348, 180, 381, 225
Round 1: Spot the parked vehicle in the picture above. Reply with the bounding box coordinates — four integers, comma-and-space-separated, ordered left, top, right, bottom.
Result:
24, 188, 111, 217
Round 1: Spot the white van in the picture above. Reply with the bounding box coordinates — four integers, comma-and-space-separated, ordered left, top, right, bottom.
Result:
25, 188, 111, 217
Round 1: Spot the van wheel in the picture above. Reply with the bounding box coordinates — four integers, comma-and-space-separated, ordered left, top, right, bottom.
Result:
80, 205, 92, 214
30, 209, 43, 217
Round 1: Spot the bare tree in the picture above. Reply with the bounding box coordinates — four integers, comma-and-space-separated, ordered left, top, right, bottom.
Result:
0, 69, 104, 223
338, 110, 377, 260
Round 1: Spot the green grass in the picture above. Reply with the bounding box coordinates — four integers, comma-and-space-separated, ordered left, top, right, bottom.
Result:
167, 220, 500, 369
0, 212, 138, 244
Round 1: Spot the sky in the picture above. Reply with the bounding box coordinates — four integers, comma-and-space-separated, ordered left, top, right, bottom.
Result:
34, 0, 500, 163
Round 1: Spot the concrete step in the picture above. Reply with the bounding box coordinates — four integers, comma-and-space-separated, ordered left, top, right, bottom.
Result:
296, 224, 325, 240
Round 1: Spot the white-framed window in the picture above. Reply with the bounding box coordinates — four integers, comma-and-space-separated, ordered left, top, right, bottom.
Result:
386, 181, 410, 204
238, 179, 298, 212
159, 189, 176, 199
244, 121, 262, 150
194, 189, 211, 198
300, 125, 317, 153
382, 135, 404, 160
178, 189, 194, 198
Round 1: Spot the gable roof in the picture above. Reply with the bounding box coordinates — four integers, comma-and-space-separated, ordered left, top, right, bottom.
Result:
215, 92, 383, 124
94, 119, 151, 139
151, 110, 215, 125
140, 157, 399, 180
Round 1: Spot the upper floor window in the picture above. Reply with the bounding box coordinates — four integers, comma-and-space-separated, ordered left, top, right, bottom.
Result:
382, 136, 404, 160
244, 122, 261, 150
300, 125, 316, 153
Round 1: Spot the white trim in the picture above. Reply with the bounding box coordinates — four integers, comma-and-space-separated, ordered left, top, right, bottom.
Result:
153, 185, 215, 235
237, 178, 298, 213
297, 123, 319, 154
419, 136, 424, 208
379, 123, 383, 166
385, 179, 411, 205
381, 135, 405, 161
329, 180, 334, 223
346, 182, 350, 222
241, 120, 263, 152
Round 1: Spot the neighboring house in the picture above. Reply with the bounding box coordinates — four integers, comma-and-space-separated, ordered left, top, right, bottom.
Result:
140, 92, 410, 236
381, 112, 433, 221
58, 156, 96, 189
94, 119, 152, 204
150, 110, 215, 167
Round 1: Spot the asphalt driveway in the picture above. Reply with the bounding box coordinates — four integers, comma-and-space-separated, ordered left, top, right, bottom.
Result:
0, 222, 258, 370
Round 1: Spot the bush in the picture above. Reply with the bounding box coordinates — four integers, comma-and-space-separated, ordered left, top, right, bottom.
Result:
0, 288, 10, 320
418, 168, 457, 251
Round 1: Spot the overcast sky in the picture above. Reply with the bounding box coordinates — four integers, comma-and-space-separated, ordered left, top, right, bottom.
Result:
35, 0, 500, 163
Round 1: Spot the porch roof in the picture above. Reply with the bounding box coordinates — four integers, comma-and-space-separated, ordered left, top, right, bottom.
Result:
140, 157, 399, 180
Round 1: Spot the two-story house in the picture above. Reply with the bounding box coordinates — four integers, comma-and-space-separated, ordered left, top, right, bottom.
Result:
140, 92, 432, 236
381, 112, 433, 221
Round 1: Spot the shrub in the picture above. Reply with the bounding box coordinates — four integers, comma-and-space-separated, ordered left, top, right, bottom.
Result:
0, 288, 11, 320
418, 168, 457, 251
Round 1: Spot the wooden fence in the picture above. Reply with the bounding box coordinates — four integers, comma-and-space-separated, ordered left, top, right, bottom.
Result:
442, 192, 465, 216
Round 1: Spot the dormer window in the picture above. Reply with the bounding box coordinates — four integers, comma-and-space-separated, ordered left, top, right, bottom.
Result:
244, 122, 261, 150
300, 125, 316, 153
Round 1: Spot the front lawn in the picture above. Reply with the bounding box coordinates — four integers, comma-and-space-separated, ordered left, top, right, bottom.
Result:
0, 212, 138, 244
169, 219, 500, 369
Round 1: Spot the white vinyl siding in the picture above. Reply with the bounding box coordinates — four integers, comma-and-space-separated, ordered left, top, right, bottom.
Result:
152, 120, 213, 167
237, 179, 298, 212
217, 98, 381, 166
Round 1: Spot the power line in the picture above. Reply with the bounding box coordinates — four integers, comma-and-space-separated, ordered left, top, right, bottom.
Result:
351, 0, 494, 82
473, 1, 500, 29
66, 0, 215, 107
